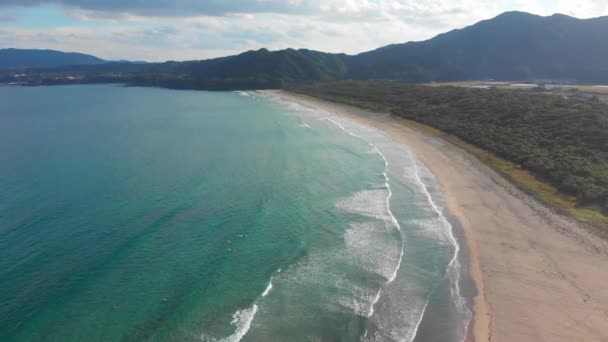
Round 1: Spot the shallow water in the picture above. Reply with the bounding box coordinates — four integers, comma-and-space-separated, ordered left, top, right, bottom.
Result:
0, 85, 470, 341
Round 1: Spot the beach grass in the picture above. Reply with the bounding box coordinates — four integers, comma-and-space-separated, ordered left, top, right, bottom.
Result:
423, 81, 480, 88
423, 81, 608, 94
577, 85, 608, 94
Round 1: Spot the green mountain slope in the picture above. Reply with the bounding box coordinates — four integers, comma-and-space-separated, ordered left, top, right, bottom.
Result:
0, 48, 104, 69
348, 11, 608, 83
6, 11, 608, 88
128, 48, 348, 90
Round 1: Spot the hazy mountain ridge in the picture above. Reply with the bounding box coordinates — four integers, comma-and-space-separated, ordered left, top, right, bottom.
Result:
349, 11, 608, 82
145, 48, 350, 89
0, 48, 105, 69
4, 11, 608, 88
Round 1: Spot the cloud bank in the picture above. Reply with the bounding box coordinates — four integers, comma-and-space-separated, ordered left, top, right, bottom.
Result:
1, 1, 607, 61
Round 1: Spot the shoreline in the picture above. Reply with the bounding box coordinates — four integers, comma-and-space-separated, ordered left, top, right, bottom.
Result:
266, 90, 608, 342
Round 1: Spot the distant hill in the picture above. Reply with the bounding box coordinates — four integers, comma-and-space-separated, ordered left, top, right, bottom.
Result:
131, 48, 349, 89
348, 11, 608, 83
0, 49, 104, 69
6, 11, 608, 88
178, 48, 346, 82
141, 11, 608, 86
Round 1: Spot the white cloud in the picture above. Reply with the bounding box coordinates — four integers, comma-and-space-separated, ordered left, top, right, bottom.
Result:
1, 1, 608, 61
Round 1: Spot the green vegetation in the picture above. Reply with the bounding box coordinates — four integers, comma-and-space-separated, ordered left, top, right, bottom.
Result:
1, 48, 349, 91
292, 81, 608, 225
347, 12, 608, 83
8, 11, 608, 90
0, 48, 104, 69
133, 48, 349, 90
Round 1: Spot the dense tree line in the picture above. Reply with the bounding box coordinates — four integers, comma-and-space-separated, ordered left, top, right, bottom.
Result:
293, 81, 608, 214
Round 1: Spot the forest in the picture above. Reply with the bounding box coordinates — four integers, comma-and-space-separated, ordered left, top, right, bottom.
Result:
293, 81, 608, 216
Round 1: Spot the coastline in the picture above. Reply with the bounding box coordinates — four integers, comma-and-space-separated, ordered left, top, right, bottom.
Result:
266, 90, 608, 342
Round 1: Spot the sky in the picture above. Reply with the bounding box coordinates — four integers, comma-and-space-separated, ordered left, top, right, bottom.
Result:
1, 0, 607, 62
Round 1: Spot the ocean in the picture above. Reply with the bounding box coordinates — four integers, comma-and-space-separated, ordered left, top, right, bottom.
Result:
0, 85, 471, 341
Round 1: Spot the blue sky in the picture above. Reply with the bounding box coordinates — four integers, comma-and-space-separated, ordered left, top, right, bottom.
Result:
1, 1, 607, 61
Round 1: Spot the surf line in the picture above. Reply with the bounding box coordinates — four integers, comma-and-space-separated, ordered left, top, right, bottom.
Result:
322, 116, 405, 319
263, 93, 469, 341
259, 93, 404, 318
365, 147, 404, 318
200, 273, 277, 342
323, 114, 446, 342
406, 149, 471, 341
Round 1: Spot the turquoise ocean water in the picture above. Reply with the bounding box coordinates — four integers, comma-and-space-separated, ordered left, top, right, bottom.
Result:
0, 85, 471, 341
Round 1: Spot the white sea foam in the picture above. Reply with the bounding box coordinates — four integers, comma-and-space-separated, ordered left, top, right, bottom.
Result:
264, 92, 471, 342
332, 277, 380, 316
295, 116, 311, 128
344, 222, 401, 280
367, 289, 382, 317
336, 189, 393, 222
261, 280, 273, 297
315, 109, 470, 341
375, 150, 404, 286
200, 276, 275, 342
405, 149, 472, 340
269, 98, 420, 338
235, 91, 250, 97
223, 305, 258, 342
321, 114, 405, 321
201, 304, 258, 342
364, 299, 430, 342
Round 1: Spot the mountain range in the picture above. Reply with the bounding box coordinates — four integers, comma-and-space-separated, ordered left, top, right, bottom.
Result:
0, 48, 104, 69
3, 11, 608, 88
347, 11, 608, 83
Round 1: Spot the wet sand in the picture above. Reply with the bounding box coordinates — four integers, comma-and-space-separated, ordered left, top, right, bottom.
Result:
267, 90, 608, 342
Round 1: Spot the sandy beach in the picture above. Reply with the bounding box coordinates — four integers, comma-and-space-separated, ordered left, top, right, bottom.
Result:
267, 90, 608, 342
